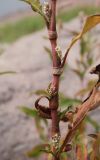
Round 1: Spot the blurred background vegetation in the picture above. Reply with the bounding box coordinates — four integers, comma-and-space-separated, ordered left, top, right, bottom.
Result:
0, 0, 100, 43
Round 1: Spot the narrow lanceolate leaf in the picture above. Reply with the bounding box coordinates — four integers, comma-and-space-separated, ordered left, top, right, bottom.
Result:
27, 144, 50, 158
20, 106, 37, 117
20, 0, 42, 12
34, 89, 49, 96
68, 15, 100, 51
20, 0, 49, 22
0, 71, 16, 75
59, 94, 81, 107
63, 15, 100, 60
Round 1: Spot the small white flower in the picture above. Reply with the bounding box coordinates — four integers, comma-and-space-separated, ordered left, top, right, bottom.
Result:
43, 1, 49, 16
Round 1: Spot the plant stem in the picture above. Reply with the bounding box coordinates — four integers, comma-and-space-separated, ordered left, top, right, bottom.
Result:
48, 0, 61, 159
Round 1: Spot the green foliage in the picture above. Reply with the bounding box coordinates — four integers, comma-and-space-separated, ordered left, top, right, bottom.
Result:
20, 106, 48, 141
0, 6, 99, 43
26, 143, 54, 158
34, 89, 49, 97
27, 144, 46, 157
59, 94, 81, 107
0, 71, 16, 75
20, 106, 37, 117
20, 0, 42, 13
0, 16, 44, 42
34, 116, 48, 141
20, 0, 49, 22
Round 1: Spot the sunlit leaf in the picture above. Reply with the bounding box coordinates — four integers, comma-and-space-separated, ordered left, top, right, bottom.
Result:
20, 0, 49, 22
66, 15, 100, 55
20, 0, 42, 12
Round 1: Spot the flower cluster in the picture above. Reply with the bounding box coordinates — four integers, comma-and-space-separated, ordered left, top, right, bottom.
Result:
55, 46, 62, 60
43, 2, 50, 17
52, 133, 61, 149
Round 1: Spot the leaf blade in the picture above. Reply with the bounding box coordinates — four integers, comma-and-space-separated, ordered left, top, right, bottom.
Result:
20, 106, 37, 117
66, 15, 100, 54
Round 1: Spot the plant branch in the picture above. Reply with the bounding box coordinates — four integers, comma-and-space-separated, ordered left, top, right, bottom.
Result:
58, 82, 100, 155
48, 0, 59, 134
46, 0, 61, 159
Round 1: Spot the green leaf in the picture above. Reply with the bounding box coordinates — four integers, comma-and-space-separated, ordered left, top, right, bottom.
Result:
59, 94, 81, 107
40, 144, 54, 156
34, 89, 49, 96
20, 106, 37, 117
80, 38, 86, 56
27, 144, 49, 158
20, 0, 49, 22
34, 116, 47, 140
59, 108, 70, 120
0, 71, 16, 75
65, 15, 100, 56
20, 0, 42, 11
87, 57, 93, 66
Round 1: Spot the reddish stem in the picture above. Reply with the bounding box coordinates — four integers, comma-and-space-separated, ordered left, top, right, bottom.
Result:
48, 0, 61, 159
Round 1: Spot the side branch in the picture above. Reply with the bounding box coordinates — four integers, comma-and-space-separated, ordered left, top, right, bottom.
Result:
59, 83, 100, 154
